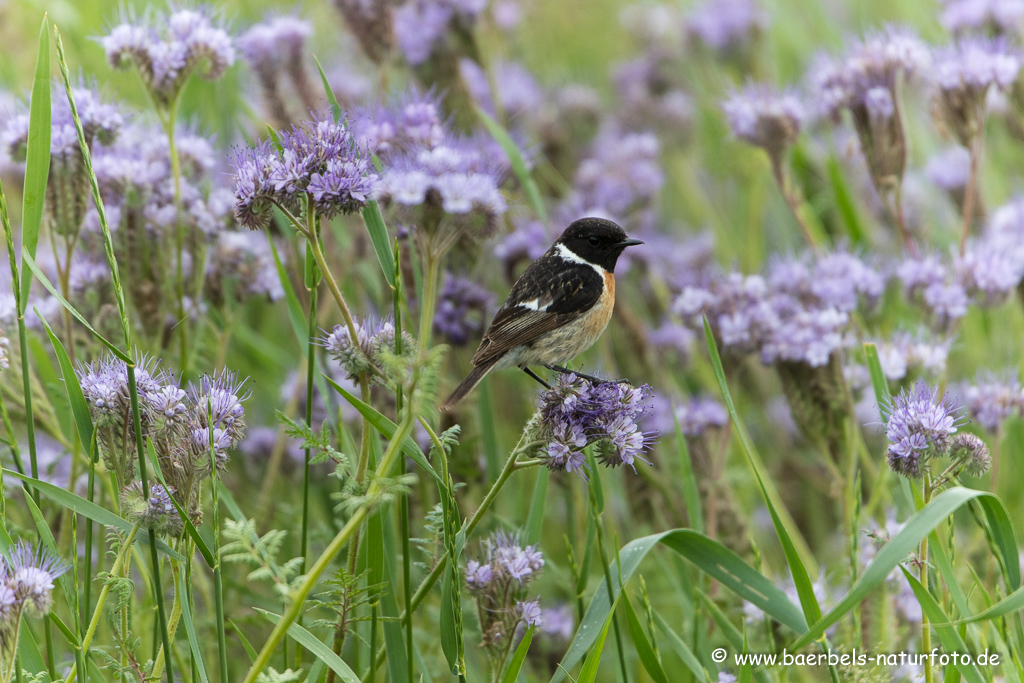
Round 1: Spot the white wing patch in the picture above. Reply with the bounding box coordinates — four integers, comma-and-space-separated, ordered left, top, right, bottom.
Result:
520, 299, 544, 311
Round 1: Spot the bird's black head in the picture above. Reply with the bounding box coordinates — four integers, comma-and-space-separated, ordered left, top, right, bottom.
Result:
556, 217, 643, 272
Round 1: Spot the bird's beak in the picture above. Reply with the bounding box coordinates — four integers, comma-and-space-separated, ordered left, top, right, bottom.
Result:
617, 238, 644, 248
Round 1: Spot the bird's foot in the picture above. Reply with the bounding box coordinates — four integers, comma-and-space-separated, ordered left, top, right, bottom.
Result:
544, 365, 629, 386
523, 367, 552, 389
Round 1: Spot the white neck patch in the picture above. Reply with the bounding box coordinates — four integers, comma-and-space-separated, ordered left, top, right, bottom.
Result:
556, 243, 606, 274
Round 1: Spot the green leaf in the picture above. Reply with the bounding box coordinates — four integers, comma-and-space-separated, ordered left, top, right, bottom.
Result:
704, 318, 821, 625
4, 469, 182, 560
177, 569, 211, 683
963, 583, 1024, 623
440, 562, 462, 674
825, 154, 865, 246
790, 487, 1006, 651
551, 529, 804, 682
257, 609, 360, 683
501, 625, 534, 682
361, 201, 397, 289
862, 343, 892, 411
228, 618, 258, 664
19, 16, 50, 307
475, 105, 546, 221
18, 618, 46, 674
900, 568, 985, 683
324, 376, 442, 485
673, 412, 703, 534
972, 495, 1021, 591
367, 510, 385, 593
313, 55, 342, 123
576, 599, 619, 683
24, 254, 130, 361
524, 468, 549, 546
623, 593, 669, 683
652, 610, 710, 683
40, 317, 94, 450
378, 497, 411, 683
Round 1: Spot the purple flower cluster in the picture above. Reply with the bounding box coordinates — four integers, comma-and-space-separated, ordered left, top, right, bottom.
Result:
722, 82, 805, 160
393, 0, 485, 66
537, 374, 655, 476
433, 272, 493, 346
931, 37, 1021, 144
239, 15, 318, 126
880, 381, 966, 477
465, 531, 544, 649
102, 7, 235, 107
493, 219, 551, 281
354, 90, 446, 156
685, 0, 766, 54
322, 316, 414, 381
873, 331, 951, 381
231, 112, 379, 230
207, 231, 285, 303
461, 59, 544, 123
940, 0, 1024, 36
925, 147, 971, 192
573, 128, 663, 221
0, 541, 70, 624
963, 370, 1024, 432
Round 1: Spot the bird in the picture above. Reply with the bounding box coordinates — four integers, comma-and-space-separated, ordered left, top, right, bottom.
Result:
440, 217, 642, 411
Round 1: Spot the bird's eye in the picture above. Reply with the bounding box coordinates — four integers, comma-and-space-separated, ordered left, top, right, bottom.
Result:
588, 236, 600, 246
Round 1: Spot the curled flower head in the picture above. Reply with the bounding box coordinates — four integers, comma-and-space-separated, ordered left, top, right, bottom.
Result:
354, 90, 446, 156
880, 381, 966, 477
102, 6, 235, 107
231, 113, 379, 230
722, 82, 805, 160
8, 541, 70, 616
122, 482, 183, 537
949, 432, 991, 477
940, 0, 1024, 35
536, 374, 655, 475
321, 316, 413, 382
466, 530, 544, 650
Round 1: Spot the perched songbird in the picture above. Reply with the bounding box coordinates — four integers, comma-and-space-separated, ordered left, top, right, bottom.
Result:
441, 217, 642, 410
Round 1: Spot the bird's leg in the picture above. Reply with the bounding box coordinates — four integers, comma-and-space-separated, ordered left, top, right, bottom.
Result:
544, 364, 629, 385
523, 366, 552, 389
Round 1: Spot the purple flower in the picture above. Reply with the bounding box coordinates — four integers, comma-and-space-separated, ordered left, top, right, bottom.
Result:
722, 82, 805, 158
188, 370, 250, 444
321, 316, 412, 381
897, 254, 948, 296
873, 331, 951, 381
648, 320, 695, 360
932, 37, 1021, 145
493, 219, 551, 280
686, 0, 766, 53
238, 15, 311, 75
231, 113, 379, 230
963, 370, 1024, 432
487, 531, 544, 584
957, 241, 1024, 306
880, 381, 966, 477
7, 541, 70, 616
465, 559, 494, 591
354, 90, 446, 156
537, 374, 655, 475
922, 281, 970, 327
940, 0, 1024, 35
925, 147, 971, 191
760, 304, 847, 367
103, 7, 235, 107
393, 0, 485, 65
208, 231, 285, 302
809, 252, 883, 313
433, 273, 493, 346
541, 604, 575, 640
574, 129, 663, 220
461, 59, 543, 122
516, 599, 543, 627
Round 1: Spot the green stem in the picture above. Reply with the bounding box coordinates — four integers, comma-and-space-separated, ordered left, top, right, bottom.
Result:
591, 482, 629, 683
921, 478, 933, 683
163, 109, 189, 372
64, 524, 140, 683
301, 253, 318, 575
242, 407, 416, 683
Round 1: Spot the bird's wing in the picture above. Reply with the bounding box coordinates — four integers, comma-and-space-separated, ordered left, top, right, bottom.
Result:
471, 257, 604, 367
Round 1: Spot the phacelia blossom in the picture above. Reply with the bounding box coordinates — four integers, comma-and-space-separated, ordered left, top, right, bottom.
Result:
102, 7, 235, 107
963, 370, 1024, 432
931, 37, 1021, 146
873, 331, 952, 381
322, 316, 415, 381
122, 481, 183, 537
955, 240, 1024, 306
460, 59, 544, 123
536, 374, 655, 475
493, 219, 550, 281
722, 82, 805, 161
925, 147, 971, 192
465, 531, 544, 650
433, 273, 493, 346
940, 0, 1024, 35
573, 129, 663, 220
811, 26, 929, 193
231, 112, 379, 230
612, 56, 694, 140
354, 90, 446, 156
685, 0, 766, 54
879, 381, 966, 477
238, 15, 318, 126
6, 541, 70, 617
393, 0, 485, 66
207, 231, 285, 303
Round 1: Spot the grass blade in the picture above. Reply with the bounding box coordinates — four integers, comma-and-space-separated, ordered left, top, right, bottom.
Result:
475, 105, 546, 221
257, 609, 360, 683
501, 625, 535, 683
361, 201, 397, 289
524, 468, 550, 546
652, 610, 710, 682
313, 55, 342, 123
704, 318, 821, 625
324, 375, 442, 484
19, 16, 50, 306
576, 598, 619, 683
623, 592, 669, 683
39, 316, 93, 450
673, 413, 703, 533
177, 570, 211, 683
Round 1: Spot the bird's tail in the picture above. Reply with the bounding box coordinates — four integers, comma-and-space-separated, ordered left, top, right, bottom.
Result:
441, 359, 499, 411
